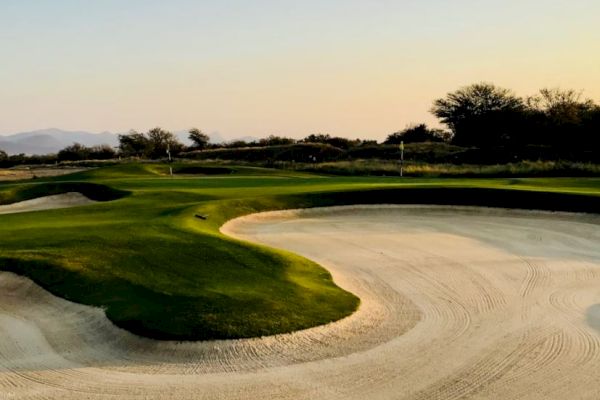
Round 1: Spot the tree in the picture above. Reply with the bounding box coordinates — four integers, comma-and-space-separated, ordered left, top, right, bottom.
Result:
301, 134, 359, 149
0, 149, 7, 167
146, 127, 183, 159
88, 144, 116, 160
57, 143, 90, 161
258, 135, 295, 146
57, 143, 116, 161
524, 88, 600, 147
188, 128, 210, 150
302, 133, 332, 144
431, 83, 524, 147
118, 128, 183, 159
224, 140, 252, 148
384, 124, 448, 144
118, 130, 148, 157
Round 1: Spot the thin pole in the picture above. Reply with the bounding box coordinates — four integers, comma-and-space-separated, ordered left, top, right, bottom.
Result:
400, 140, 404, 177
167, 144, 173, 177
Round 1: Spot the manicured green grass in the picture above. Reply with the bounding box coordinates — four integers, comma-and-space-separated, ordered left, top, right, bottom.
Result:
1, 163, 600, 340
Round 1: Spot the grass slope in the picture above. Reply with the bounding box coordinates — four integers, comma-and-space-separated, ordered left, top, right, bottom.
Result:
1, 163, 600, 340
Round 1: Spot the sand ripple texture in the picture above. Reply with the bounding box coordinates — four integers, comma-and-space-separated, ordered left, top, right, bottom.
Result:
2, 205, 600, 399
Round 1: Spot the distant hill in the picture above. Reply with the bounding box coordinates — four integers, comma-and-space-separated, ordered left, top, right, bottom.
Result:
0, 129, 118, 155
0, 129, 226, 155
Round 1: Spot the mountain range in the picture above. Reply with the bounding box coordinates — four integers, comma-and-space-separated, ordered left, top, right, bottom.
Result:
0, 129, 233, 155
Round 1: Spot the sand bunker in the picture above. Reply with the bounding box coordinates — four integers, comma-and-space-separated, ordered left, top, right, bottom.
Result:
0, 192, 96, 215
0, 168, 90, 182
2, 205, 600, 399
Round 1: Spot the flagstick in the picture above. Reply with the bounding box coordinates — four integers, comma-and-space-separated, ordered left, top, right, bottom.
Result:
167, 144, 173, 177
400, 141, 404, 177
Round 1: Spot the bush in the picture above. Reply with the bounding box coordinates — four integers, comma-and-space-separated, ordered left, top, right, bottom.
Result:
181, 143, 345, 162
347, 142, 465, 162
300, 134, 362, 149
88, 144, 117, 160
57, 143, 116, 162
384, 124, 449, 144
58, 143, 90, 161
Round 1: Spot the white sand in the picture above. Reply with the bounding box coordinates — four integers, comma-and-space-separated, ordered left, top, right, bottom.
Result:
2, 205, 600, 399
0, 168, 90, 182
0, 192, 96, 215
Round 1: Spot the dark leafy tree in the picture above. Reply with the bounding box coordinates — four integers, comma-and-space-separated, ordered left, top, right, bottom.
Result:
258, 135, 296, 146
302, 133, 332, 143
301, 134, 360, 149
57, 143, 115, 161
146, 127, 183, 159
524, 88, 600, 148
118, 130, 149, 157
431, 83, 525, 147
88, 144, 116, 160
0, 149, 8, 167
224, 140, 252, 148
57, 143, 90, 161
385, 124, 449, 144
188, 128, 210, 150
118, 128, 183, 159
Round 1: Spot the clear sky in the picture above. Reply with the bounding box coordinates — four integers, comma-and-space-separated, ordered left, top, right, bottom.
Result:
1, 0, 599, 141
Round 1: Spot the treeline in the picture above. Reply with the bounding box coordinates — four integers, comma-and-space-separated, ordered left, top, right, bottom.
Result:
0, 150, 57, 168
181, 83, 600, 163
188, 83, 600, 152
2, 83, 599, 166
58, 127, 186, 161
430, 84, 600, 149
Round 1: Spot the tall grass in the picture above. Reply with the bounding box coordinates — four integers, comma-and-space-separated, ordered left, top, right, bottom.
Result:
284, 160, 600, 177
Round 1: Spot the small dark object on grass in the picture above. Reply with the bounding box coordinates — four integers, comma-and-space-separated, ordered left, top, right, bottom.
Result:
195, 214, 208, 220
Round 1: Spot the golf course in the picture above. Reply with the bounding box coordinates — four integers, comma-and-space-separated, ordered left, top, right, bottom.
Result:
4, 1, 600, 397
2, 164, 600, 398
1, 164, 599, 340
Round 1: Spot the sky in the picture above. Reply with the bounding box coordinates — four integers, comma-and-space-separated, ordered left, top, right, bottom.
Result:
1, 0, 599, 141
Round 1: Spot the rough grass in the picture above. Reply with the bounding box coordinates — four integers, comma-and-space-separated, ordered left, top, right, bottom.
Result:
0, 163, 599, 340
287, 160, 600, 177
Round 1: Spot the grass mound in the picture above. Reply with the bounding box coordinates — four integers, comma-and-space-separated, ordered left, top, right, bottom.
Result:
0, 182, 128, 205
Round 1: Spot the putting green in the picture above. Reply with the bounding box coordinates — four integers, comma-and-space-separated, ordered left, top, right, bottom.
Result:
0, 163, 599, 340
